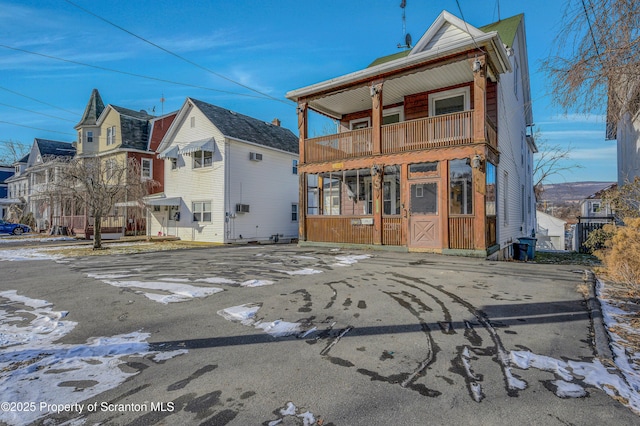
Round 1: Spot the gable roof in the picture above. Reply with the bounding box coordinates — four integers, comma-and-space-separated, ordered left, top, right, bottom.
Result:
76, 88, 105, 128
148, 112, 178, 152
367, 11, 522, 69
189, 98, 298, 154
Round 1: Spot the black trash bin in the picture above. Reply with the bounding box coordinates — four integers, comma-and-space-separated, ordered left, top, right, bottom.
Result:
515, 243, 529, 261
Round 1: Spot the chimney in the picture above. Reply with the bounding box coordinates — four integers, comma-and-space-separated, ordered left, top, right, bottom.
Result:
271, 118, 281, 127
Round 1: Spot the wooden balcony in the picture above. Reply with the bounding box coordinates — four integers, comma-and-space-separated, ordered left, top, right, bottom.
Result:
303, 110, 497, 164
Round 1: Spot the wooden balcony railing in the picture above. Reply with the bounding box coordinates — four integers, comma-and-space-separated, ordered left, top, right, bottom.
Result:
305, 128, 372, 163
304, 110, 496, 164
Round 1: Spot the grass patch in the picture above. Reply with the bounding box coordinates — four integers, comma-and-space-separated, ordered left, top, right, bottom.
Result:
42, 240, 215, 258
534, 251, 601, 266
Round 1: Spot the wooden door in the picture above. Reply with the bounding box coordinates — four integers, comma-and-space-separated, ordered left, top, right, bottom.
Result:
408, 180, 440, 249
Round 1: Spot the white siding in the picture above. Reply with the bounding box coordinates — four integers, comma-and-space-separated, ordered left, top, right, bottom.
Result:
150, 104, 226, 242
496, 28, 536, 250
616, 111, 640, 186
422, 23, 473, 54
150, 101, 299, 243
226, 140, 299, 242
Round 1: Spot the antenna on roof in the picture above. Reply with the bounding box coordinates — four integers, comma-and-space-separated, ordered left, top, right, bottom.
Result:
397, 0, 412, 49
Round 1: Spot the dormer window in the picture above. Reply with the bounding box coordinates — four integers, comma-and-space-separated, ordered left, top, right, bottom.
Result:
106, 126, 116, 145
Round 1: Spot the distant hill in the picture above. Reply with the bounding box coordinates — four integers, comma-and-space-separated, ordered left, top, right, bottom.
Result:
539, 181, 616, 204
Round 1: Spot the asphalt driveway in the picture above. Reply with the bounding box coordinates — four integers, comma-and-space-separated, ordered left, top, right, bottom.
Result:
1, 244, 637, 425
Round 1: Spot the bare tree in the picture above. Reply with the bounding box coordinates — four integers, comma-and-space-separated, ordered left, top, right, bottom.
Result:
533, 130, 582, 200
43, 156, 157, 249
543, 0, 640, 122
0, 140, 30, 164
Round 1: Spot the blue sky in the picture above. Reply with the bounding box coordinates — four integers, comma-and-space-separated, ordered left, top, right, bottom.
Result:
0, 0, 617, 183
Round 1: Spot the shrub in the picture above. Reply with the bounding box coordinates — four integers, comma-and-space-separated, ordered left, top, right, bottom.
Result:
592, 218, 640, 293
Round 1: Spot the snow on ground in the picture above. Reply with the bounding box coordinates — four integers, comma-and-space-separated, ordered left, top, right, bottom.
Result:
0, 236, 76, 244
0, 291, 186, 426
267, 402, 317, 426
508, 278, 640, 414
217, 303, 304, 338
100, 279, 224, 304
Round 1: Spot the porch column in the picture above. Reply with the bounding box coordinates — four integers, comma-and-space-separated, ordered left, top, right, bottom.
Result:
441, 160, 450, 249
470, 55, 487, 143
373, 165, 383, 245
298, 172, 307, 241
371, 81, 383, 155
297, 102, 308, 164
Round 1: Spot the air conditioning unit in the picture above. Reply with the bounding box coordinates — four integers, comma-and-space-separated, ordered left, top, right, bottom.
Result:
235, 203, 250, 213
249, 152, 263, 161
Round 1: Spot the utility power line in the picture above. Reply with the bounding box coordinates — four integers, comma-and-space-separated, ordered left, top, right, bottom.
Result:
0, 44, 280, 101
63, 0, 293, 106
0, 85, 78, 116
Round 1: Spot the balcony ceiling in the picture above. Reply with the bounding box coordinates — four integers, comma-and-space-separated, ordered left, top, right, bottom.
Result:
307, 60, 475, 119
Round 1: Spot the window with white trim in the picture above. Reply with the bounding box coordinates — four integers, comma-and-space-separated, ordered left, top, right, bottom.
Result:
192, 201, 211, 222
86, 131, 94, 143
350, 118, 370, 130
141, 158, 152, 179
429, 87, 471, 116
292, 159, 298, 175
107, 126, 117, 145
291, 203, 298, 221
193, 150, 213, 168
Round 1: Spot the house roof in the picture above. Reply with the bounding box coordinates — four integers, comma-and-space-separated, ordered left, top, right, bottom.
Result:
585, 183, 617, 200
76, 88, 105, 128
286, 10, 513, 118
189, 98, 299, 154
479, 14, 523, 48
0, 170, 13, 184
368, 13, 523, 69
98, 105, 154, 151
34, 139, 76, 158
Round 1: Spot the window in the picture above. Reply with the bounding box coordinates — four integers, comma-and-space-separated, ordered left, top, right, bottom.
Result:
592, 202, 601, 213
350, 118, 370, 130
429, 87, 470, 116
107, 126, 116, 145
192, 201, 211, 222
486, 162, 497, 216
383, 106, 404, 125
190, 117, 196, 128
449, 159, 473, 215
193, 150, 213, 168
292, 159, 298, 175
78, 132, 82, 144
411, 183, 438, 214
291, 204, 298, 221
503, 171, 509, 225
141, 158, 152, 179
105, 159, 117, 180
170, 157, 178, 170
86, 131, 94, 143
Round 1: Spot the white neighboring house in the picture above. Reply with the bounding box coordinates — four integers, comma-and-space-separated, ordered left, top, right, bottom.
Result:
149, 97, 300, 243
536, 210, 566, 251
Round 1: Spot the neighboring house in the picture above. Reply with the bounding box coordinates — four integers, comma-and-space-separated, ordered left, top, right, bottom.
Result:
578, 183, 616, 223
286, 11, 536, 258
5, 139, 76, 231
536, 210, 567, 251
574, 183, 616, 252
5, 153, 29, 218
607, 81, 640, 187
64, 88, 159, 237
149, 97, 299, 243
0, 164, 14, 219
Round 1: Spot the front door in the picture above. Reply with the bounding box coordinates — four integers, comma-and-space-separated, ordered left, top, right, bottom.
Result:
408, 180, 441, 249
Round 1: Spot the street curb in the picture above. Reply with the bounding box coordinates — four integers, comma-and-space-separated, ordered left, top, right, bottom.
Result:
583, 269, 614, 362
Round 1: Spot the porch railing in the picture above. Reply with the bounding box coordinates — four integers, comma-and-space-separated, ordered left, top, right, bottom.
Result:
306, 216, 374, 244
304, 110, 496, 164
382, 216, 403, 246
449, 216, 474, 250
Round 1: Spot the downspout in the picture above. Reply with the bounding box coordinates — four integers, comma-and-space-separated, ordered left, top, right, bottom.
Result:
224, 140, 230, 242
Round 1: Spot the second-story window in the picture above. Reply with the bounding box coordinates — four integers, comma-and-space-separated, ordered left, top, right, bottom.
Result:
107, 126, 117, 145
193, 150, 213, 169
292, 159, 298, 175
87, 131, 94, 143
141, 158, 152, 179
